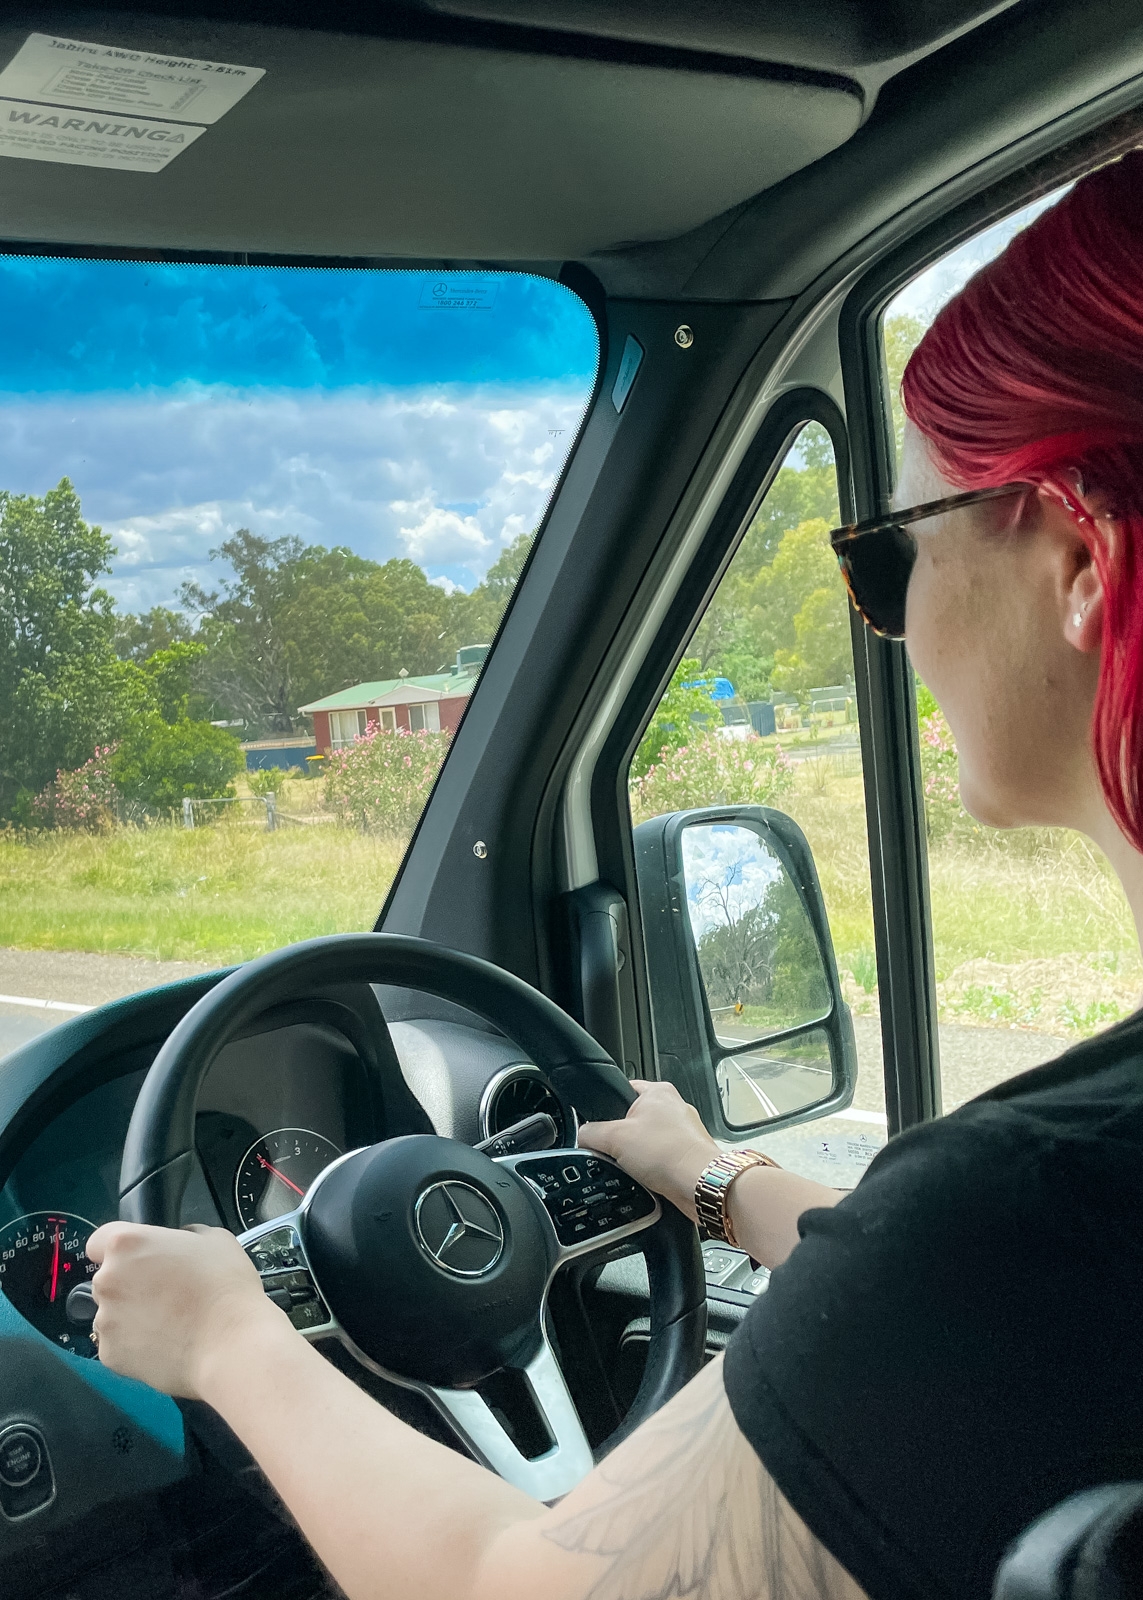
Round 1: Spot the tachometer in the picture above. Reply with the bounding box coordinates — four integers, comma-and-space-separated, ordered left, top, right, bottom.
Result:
235, 1129, 342, 1232
0, 1212, 98, 1358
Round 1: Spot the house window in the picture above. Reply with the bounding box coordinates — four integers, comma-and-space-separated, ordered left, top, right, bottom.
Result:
379, 708, 397, 732
408, 702, 441, 733
329, 709, 367, 749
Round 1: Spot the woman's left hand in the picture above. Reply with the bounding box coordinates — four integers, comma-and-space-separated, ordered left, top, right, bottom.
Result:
86, 1221, 286, 1398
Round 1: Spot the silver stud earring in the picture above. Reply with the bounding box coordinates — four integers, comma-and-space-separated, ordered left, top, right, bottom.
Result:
1073, 613, 1083, 627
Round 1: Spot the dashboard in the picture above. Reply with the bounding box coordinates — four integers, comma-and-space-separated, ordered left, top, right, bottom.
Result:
0, 989, 573, 1371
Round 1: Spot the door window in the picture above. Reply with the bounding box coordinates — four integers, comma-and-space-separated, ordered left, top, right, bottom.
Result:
882, 190, 1139, 1109
628, 424, 887, 1185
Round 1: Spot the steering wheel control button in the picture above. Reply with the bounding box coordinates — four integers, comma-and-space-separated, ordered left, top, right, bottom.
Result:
415, 1181, 505, 1278
0, 1425, 54, 1520
514, 1153, 656, 1247
245, 1225, 334, 1336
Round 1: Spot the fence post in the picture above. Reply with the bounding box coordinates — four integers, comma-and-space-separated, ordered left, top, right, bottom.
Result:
264, 795, 277, 832
182, 798, 194, 830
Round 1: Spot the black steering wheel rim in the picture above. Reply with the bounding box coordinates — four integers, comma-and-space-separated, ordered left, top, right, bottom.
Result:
119, 932, 706, 1461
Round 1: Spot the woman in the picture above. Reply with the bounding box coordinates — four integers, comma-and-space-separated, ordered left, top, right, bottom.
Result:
88, 151, 1143, 1600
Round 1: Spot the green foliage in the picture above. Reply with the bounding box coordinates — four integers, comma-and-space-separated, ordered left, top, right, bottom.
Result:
0, 477, 149, 817
882, 311, 928, 463
177, 528, 528, 737
918, 703, 970, 841
323, 724, 452, 836
114, 605, 194, 663
629, 733, 793, 825
111, 715, 244, 811
685, 424, 844, 709
631, 658, 717, 780
247, 767, 294, 797
142, 641, 209, 723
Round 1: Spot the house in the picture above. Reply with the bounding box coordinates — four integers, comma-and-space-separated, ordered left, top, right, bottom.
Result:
299, 646, 488, 755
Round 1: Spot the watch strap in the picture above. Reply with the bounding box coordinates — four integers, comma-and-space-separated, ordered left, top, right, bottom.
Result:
694, 1149, 779, 1249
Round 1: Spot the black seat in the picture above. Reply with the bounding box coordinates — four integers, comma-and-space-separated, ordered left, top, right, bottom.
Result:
994, 1485, 1143, 1599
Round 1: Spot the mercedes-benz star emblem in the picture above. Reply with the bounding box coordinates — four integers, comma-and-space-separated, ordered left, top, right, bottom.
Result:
414, 1181, 505, 1278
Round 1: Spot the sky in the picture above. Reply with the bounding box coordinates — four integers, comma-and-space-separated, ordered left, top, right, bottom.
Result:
0, 261, 598, 611
890, 183, 1071, 326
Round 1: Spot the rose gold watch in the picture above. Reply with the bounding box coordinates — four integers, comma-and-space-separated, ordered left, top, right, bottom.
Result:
694, 1149, 779, 1248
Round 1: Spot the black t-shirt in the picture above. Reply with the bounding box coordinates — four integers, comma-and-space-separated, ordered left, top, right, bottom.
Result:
723, 1012, 1143, 1600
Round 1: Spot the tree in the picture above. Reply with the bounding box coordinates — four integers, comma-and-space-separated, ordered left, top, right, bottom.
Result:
883, 311, 928, 460
631, 657, 717, 780
0, 478, 147, 818
111, 715, 244, 810
114, 605, 194, 663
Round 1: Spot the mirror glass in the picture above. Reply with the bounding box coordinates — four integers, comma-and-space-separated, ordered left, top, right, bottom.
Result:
716, 1026, 832, 1128
681, 821, 833, 1123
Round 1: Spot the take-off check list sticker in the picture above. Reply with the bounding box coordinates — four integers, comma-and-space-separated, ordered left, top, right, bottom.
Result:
0, 32, 263, 173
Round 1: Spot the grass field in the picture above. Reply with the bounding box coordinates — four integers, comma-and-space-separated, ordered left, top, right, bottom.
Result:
1, 757, 1138, 1035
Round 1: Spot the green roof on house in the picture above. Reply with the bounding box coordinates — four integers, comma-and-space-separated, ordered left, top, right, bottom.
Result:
298, 671, 476, 715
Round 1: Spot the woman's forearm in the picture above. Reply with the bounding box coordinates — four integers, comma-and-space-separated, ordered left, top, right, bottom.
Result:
725, 1164, 845, 1269
197, 1312, 544, 1600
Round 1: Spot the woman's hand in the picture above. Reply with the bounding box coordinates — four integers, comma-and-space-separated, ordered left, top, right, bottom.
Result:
578, 1081, 719, 1221
87, 1221, 287, 1398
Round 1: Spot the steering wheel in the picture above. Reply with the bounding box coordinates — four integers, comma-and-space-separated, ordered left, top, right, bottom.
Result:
118, 933, 706, 1500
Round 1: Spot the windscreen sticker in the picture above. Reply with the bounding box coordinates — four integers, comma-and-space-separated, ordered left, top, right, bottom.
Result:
419, 277, 499, 310
0, 34, 263, 124
0, 101, 206, 173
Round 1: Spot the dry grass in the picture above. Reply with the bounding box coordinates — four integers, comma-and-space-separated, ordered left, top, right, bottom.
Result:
780, 757, 1141, 1039
0, 813, 404, 964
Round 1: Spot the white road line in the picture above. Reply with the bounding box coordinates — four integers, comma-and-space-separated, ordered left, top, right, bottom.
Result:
0, 993, 91, 1015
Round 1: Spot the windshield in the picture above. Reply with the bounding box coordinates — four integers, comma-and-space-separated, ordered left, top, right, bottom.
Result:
0, 262, 597, 1044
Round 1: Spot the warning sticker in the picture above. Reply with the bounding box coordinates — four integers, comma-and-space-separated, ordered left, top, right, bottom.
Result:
0, 33, 263, 124
0, 100, 205, 173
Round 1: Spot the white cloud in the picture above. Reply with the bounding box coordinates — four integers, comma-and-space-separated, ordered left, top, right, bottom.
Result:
429, 574, 463, 595
0, 381, 590, 611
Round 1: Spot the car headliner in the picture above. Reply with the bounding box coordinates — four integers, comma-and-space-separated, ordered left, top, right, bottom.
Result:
0, 0, 1142, 301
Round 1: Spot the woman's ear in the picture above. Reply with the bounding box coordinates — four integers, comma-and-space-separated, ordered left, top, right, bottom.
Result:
1065, 563, 1103, 653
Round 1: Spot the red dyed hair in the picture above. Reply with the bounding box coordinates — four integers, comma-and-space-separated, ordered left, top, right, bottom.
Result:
902, 151, 1143, 852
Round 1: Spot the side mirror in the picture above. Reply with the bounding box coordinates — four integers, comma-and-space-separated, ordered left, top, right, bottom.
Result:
633, 805, 857, 1138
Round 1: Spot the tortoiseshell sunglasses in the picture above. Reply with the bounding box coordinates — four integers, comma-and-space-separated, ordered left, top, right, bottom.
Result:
829, 483, 1026, 639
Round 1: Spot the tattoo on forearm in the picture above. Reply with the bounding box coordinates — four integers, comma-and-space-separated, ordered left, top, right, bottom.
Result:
541, 1359, 861, 1600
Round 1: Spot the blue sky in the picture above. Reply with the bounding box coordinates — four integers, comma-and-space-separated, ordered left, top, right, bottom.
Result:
0, 261, 598, 608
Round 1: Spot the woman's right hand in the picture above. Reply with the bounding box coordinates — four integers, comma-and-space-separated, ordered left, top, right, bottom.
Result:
577, 1080, 719, 1220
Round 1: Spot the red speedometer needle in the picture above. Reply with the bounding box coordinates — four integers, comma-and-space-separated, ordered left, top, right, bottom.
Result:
256, 1155, 305, 1198
49, 1223, 61, 1303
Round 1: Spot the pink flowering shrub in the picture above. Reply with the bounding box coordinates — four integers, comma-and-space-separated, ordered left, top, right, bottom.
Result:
629, 733, 794, 825
323, 724, 452, 835
32, 745, 118, 832
918, 707, 969, 840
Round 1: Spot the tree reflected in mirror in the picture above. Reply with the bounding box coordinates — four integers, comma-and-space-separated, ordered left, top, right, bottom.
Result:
681, 821, 834, 1127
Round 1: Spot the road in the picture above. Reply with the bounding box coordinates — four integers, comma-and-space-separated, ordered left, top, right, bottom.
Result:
0, 949, 1071, 1183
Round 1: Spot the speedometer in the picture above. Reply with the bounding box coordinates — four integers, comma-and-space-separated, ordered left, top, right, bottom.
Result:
234, 1129, 342, 1232
0, 1212, 98, 1358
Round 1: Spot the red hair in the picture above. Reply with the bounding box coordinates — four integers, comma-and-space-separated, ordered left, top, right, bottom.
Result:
902, 151, 1143, 852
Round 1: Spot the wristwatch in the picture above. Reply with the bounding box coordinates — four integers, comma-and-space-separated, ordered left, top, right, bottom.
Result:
694, 1149, 779, 1248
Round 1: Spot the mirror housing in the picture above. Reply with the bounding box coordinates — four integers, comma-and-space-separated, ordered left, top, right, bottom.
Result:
633, 805, 857, 1139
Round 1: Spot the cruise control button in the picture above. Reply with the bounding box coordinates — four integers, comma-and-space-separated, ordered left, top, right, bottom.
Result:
265, 1287, 293, 1312
0, 1430, 40, 1488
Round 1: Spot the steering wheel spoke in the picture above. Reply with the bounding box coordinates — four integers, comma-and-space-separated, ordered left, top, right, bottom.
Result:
421, 1337, 594, 1500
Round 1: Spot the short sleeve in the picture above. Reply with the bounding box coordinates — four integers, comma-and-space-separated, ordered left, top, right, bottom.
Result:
722, 1103, 1143, 1600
